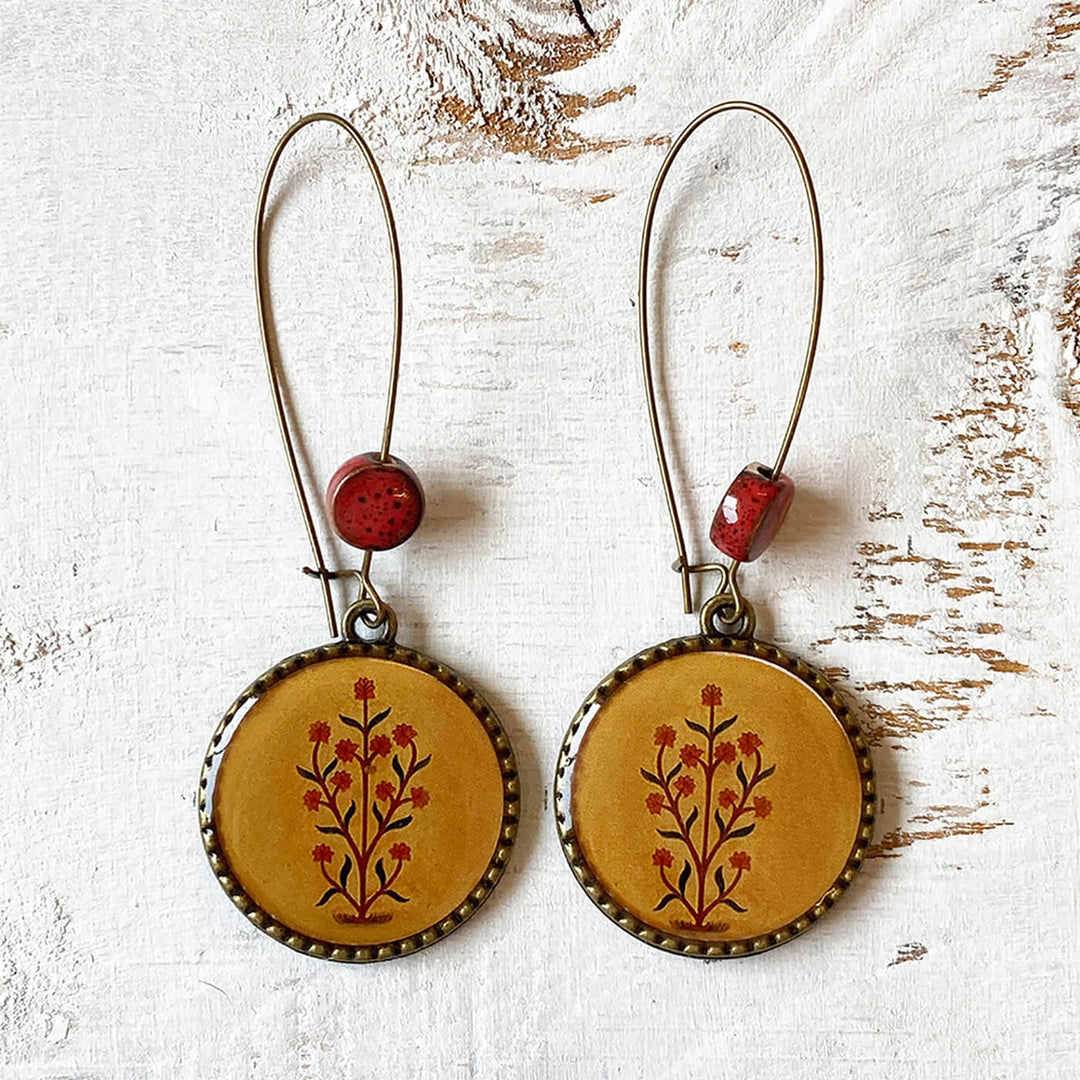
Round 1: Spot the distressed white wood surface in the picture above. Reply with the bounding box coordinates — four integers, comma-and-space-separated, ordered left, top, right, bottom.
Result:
2, 0, 1078, 1076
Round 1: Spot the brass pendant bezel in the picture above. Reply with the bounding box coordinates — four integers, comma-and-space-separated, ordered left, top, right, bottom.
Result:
553, 634, 875, 959
199, 639, 519, 963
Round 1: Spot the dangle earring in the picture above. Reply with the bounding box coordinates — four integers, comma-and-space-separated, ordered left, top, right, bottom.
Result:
554, 103, 875, 958
200, 114, 518, 962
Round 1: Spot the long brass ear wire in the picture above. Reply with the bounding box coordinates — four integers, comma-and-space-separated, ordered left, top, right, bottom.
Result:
254, 112, 403, 638
638, 101, 824, 623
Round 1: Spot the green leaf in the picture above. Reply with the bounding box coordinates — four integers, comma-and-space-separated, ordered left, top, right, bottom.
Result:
714, 808, 725, 832
386, 815, 413, 831
736, 760, 748, 788
685, 719, 709, 737
340, 854, 353, 892
716, 715, 737, 734
714, 865, 726, 894
321, 757, 338, 781
315, 825, 344, 836
414, 754, 432, 773
375, 858, 387, 887
654, 893, 681, 911
368, 707, 392, 730
720, 898, 747, 913
343, 801, 356, 829
640, 767, 663, 786
677, 859, 692, 895
656, 828, 686, 841
338, 713, 364, 731
385, 890, 408, 903
685, 806, 699, 833
372, 802, 384, 827
665, 762, 683, 783
315, 888, 339, 907
392, 755, 404, 783
757, 764, 776, 782
296, 766, 318, 782
729, 823, 755, 839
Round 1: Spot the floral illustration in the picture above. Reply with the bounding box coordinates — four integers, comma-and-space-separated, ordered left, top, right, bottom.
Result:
297, 676, 430, 924
641, 683, 775, 930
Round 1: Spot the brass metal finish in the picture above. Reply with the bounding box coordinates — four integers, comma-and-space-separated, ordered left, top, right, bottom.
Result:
553, 634, 875, 959
254, 112, 404, 639
638, 102, 824, 619
200, 640, 520, 963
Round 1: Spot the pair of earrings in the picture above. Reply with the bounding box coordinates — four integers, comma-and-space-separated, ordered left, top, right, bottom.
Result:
199, 104, 875, 963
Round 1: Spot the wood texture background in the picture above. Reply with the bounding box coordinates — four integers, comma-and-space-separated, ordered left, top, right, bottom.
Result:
1, 0, 1077, 1075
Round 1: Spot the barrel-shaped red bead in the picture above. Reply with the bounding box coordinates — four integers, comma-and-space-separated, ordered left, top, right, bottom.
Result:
709, 463, 794, 562
326, 453, 424, 551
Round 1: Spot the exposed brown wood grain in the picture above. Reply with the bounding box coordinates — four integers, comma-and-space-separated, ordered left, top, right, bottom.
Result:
869, 817, 1012, 859
888, 942, 928, 966
1056, 248, 1080, 417
976, 2, 1080, 97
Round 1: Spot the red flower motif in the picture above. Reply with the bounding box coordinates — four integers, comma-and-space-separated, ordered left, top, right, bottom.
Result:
717, 788, 738, 808
738, 731, 763, 756
335, 738, 359, 763
302, 789, 322, 812
330, 770, 352, 792
679, 743, 704, 768
369, 733, 392, 757
375, 779, 395, 801
701, 684, 724, 707
652, 847, 674, 869
312, 844, 334, 863
308, 721, 331, 744
753, 796, 772, 819
673, 775, 696, 798
392, 723, 417, 747
729, 851, 751, 871
714, 741, 737, 764
354, 677, 376, 701
389, 842, 411, 862
645, 792, 665, 815
411, 786, 430, 809
654, 724, 677, 748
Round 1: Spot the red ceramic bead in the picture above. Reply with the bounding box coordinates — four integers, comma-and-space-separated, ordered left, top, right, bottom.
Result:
325, 453, 424, 551
709, 463, 794, 563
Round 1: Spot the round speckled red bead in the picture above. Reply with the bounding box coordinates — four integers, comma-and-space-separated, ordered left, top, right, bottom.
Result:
709, 463, 794, 563
325, 452, 424, 551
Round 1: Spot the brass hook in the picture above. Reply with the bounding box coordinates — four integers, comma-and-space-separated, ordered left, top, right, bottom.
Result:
254, 113, 404, 638
638, 101, 824, 619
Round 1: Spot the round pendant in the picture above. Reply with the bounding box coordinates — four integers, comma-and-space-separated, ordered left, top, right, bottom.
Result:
554, 635, 874, 958
200, 641, 518, 962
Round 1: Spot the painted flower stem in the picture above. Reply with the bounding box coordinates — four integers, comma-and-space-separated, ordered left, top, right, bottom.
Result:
645, 685, 775, 929
320, 858, 363, 916
360, 697, 369, 906
312, 741, 366, 882
300, 678, 431, 922
704, 750, 764, 865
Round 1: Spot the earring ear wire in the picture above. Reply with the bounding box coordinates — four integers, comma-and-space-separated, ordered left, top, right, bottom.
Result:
638, 101, 824, 622
254, 113, 404, 638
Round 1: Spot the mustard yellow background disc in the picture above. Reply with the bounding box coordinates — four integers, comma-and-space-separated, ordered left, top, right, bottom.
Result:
554, 636, 874, 958
200, 642, 518, 962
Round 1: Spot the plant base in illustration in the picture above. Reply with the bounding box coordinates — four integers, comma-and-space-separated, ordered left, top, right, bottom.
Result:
297, 676, 431, 924
642, 683, 775, 931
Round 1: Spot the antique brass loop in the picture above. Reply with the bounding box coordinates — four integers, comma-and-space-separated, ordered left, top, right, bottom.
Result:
341, 597, 398, 645
700, 591, 756, 640
699, 562, 755, 639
